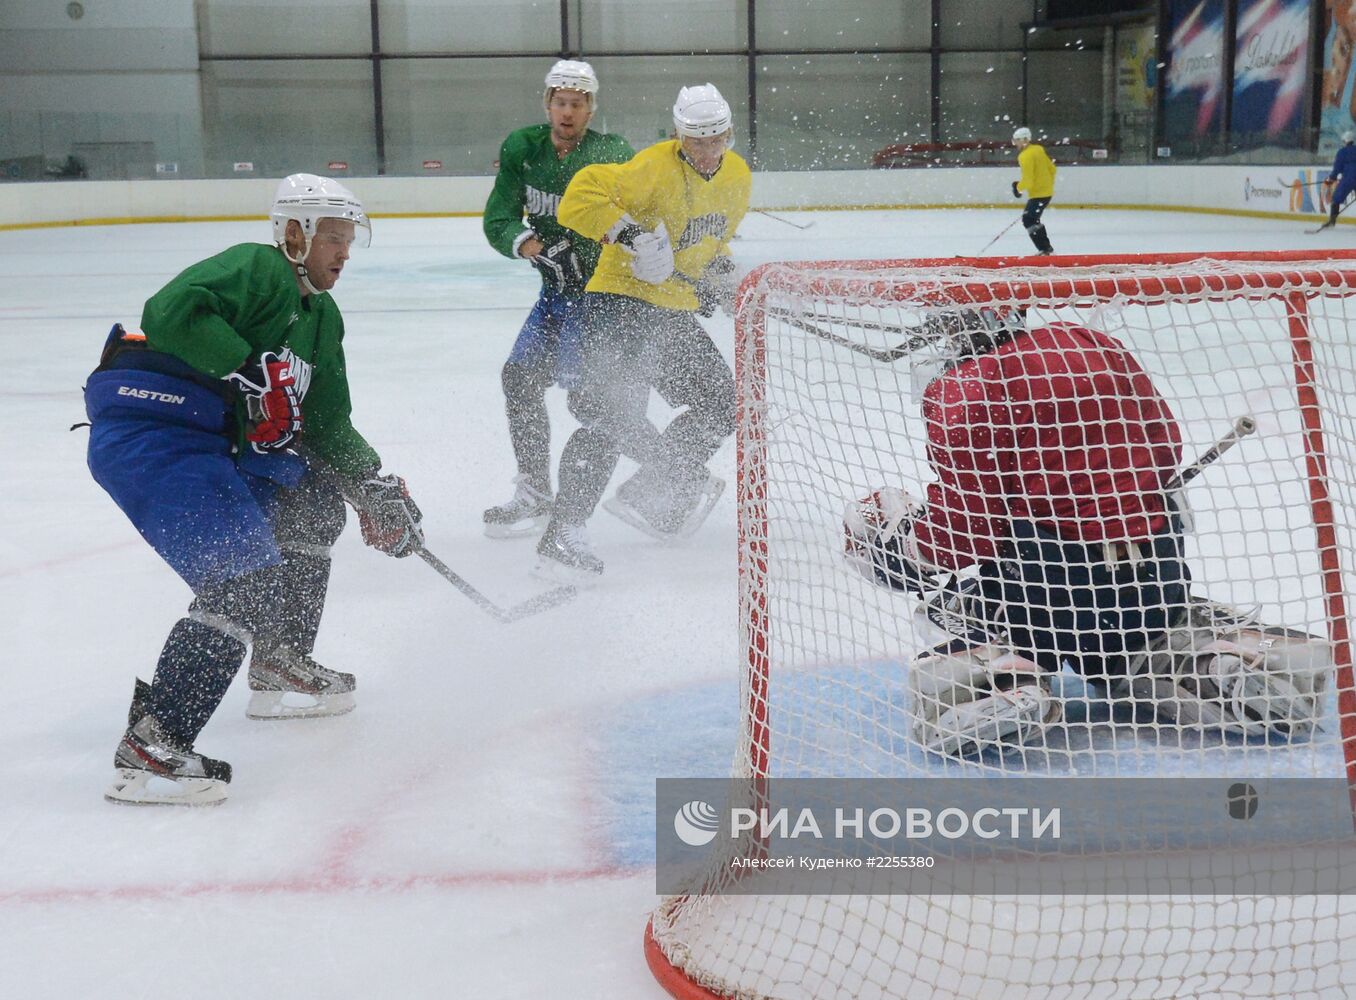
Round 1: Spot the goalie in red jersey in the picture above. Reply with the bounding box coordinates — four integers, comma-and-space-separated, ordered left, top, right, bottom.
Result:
843, 307, 1330, 758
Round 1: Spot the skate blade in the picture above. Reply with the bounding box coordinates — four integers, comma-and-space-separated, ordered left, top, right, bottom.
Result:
531, 556, 602, 586
105, 768, 228, 807
601, 497, 684, 543
670, 477, 726, 539
601, 477, 725, 543
246, 689, 356, 721
483, 515, 550, 540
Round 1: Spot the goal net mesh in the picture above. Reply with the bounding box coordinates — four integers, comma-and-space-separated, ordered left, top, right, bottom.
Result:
647, 253, 1356, 1000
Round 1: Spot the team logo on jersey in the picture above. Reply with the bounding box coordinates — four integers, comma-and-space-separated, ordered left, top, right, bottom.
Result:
676, 212, 728, 251
287, 312, 300, 326
277, 346, 313, 400
524, 185, 562, 219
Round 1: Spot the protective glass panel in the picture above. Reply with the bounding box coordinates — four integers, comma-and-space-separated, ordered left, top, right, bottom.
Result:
198, 0, 373, 57
755, 0, 928, 50
756, 53, 931, 171
200, 60, 377, 178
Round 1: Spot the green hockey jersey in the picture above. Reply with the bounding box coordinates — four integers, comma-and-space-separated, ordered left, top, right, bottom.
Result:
140, 243, 380, 476
483, 124, 634, 280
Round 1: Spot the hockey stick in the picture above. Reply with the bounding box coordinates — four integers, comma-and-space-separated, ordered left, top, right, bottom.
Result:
768, 307, 934, 363
1163, 416, 1256, 492
414, 547, 576, 624
976, 217, 1022, 255
296, 448, 576, 623
755, 208, 815, 231
1306, 186, 1353, 233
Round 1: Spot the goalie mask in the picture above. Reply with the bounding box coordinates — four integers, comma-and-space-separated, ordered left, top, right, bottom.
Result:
907, 307, 1026, 399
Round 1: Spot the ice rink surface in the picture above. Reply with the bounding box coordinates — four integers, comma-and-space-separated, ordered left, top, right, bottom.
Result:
2, 203, 1354, 999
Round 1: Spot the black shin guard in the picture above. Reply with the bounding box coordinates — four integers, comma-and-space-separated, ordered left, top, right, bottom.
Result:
146, 618, 248, 746
556, 426, 621, 522
271, 552, 331, 656
502, 360, 555, 488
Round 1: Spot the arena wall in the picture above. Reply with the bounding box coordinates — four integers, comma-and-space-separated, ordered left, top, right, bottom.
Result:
0, 164, 1334, 229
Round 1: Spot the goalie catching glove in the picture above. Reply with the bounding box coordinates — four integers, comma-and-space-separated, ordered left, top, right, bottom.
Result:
228, 352, 303, 453
352, 472, 424, 558
527, 237, 585, 294
693, 256, 738, 317
842, 487, 940, 597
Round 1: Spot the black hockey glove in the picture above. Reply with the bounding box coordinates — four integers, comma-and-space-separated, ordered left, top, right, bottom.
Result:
1011, 181, 1023, 199
354, 472, 424, 558
529, 237, 585, 294
694, 256, 738, 318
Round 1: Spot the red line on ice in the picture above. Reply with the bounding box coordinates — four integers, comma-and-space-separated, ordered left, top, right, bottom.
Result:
0, 862, 646, 906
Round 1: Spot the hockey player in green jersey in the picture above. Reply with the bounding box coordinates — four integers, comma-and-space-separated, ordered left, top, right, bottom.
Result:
85, 174, 423, 805
481, 59, 635, 538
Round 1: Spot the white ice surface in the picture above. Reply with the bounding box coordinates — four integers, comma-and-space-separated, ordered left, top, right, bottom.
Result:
1, 204, 1353, 999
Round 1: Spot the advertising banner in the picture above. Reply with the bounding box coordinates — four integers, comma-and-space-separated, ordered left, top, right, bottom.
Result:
1231, 0, 1311, 145
1322, 0, 1356, 153
1163, 0, 1227, 145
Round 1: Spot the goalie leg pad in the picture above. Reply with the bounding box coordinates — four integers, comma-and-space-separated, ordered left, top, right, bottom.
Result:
910, 640, 1062, 756
1121, 599, 1332, 736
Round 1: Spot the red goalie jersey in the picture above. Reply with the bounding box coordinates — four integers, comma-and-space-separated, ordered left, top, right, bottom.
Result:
911, 322, 1183, 571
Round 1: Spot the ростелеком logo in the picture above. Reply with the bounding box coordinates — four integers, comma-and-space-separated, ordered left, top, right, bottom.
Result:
674, 800, 720, 846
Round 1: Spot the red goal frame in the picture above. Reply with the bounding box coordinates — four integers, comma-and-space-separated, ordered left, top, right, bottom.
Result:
647, 250, 1356, 1000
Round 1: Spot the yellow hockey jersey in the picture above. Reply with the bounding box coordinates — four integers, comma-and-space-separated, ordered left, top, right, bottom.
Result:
1016, 143, 1057, 199
558, 139, 752, 311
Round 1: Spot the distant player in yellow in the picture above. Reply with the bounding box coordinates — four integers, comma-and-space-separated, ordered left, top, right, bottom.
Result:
536, 83, 752, 578
1011, 126, 1057, 255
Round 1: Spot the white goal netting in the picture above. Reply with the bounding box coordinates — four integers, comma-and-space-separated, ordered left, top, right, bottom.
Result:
647, 253, 1356, 1000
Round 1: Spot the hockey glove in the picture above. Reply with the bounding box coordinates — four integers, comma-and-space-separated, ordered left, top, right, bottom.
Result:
354, 472, 424, 558
1011, 181, 1022, 199
842, 488, 939, 597
529, 237, 585, 293
228, 352, 303, 453
694, 256, 739, 318
616, 221, 675, 284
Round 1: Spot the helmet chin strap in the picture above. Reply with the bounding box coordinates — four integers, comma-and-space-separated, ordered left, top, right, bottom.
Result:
280, 236, 321, 296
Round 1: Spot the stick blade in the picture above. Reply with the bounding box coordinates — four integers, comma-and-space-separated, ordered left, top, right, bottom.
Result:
501, 584, 578, 622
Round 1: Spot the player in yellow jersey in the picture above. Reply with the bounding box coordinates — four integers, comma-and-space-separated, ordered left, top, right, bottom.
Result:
1011, 126, 1057, 255
535, 83, 752, 578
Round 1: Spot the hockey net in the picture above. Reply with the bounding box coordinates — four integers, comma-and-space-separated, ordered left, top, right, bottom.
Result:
647, 251, 1356, 1000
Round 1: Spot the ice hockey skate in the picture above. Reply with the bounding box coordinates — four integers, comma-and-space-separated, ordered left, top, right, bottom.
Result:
106, 711, 231, 807
483, 476, 553, 538
534, 517, 604, 581
602, 467, 725, 541
247, 644, 356, 720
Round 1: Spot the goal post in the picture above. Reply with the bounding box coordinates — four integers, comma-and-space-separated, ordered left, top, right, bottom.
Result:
648, 251, 1356, 1000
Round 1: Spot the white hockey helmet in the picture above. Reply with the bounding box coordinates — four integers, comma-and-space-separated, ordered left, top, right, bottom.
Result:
1344, 130, 1355, 144
270, 173, 371, 251
674, 84, 733, 139
1012, 126, 1033, 142
544, 59, 599, 109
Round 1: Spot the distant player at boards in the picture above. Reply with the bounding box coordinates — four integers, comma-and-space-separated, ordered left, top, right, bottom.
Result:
1320, 130, 1356, 231
1010, 127, 1056, 256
